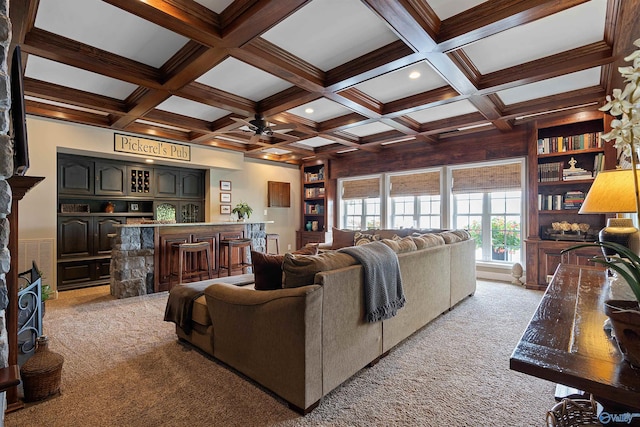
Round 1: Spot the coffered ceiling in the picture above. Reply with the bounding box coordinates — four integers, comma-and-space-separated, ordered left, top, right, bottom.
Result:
9, 0, 640, 165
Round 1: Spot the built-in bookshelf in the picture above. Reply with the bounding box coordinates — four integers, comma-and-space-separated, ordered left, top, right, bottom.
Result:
525, 113, 616, 290
297, 160, 332, 249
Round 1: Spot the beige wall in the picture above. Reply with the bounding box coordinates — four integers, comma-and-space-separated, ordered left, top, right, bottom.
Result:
20, 116, 301, 290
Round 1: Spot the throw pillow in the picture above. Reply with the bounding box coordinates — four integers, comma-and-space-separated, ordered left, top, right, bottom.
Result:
354, 232, 380, 246
294, 244, 319, 255
389, 235, 418, 253
282, 251, 358, 288
331, 227, 357, 249
419, 233, 446, 247
251, 251, 285, 290
408, 235, 429, 249
452, 229, 471, 241
439, 231, 463, 244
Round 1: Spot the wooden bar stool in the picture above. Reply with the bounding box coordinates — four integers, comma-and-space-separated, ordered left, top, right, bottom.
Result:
266, 233, 280, 255
169, 241, 213, 288
219, 238, 253, 277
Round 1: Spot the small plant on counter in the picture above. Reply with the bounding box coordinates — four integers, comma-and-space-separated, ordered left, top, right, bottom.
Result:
232, 201, 253, 221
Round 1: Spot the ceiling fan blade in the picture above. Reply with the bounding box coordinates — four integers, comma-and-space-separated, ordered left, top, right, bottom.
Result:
249, 134, 262, 144
231, 117, 255, 128
268, 123, 297, 132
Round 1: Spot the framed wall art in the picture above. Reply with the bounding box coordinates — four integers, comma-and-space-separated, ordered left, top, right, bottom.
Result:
220, 192, 231, 203
220, 205, 231, 214
220, 180, 232, 191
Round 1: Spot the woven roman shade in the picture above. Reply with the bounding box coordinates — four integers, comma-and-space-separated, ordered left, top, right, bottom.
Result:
452, 163, 521, 194
342, 177, 380, 199
390, 171, 440, 197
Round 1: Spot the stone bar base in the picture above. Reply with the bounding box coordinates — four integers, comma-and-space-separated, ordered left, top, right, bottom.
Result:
110, 222, 270, 298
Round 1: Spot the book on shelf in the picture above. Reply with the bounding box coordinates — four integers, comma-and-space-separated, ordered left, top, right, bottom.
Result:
537, 132, 602, 155
537, 191, 585, 210
538, 162, 564, 182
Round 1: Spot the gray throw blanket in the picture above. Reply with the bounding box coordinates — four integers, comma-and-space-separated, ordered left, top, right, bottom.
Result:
164, 274, 255, 334
339, 241, 405, 322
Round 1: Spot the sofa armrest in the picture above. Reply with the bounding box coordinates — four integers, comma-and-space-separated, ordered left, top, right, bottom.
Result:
204, 283, 323, 411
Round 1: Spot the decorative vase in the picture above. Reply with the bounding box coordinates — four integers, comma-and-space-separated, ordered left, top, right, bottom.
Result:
604, 299, 640, 368
599, 218, 639, 257
104, 201, 115, 213
20, 336, 64, 402
306, 221, 312, 231
312, 221, 319, 231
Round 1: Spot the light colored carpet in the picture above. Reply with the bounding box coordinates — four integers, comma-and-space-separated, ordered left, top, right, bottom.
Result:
5, 281, 556, 427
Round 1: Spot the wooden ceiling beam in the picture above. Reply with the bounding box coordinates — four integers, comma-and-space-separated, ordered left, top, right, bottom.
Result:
177, 82, 255, 116
23, 29, 163, 88
24, 78, 126, 114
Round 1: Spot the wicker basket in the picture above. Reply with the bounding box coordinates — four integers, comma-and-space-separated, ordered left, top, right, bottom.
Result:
20, 336, 64, 402
546, 396, 602, 427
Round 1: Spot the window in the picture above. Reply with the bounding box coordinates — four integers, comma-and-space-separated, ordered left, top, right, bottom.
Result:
389, 170, 441, 229
340, 177, 381, 230
452, 161, 524, 263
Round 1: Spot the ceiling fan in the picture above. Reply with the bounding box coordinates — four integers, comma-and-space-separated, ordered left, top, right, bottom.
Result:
216, 114, 298, 144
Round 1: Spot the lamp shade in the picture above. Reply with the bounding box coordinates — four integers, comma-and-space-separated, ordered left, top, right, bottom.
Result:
579, 169, 640, 214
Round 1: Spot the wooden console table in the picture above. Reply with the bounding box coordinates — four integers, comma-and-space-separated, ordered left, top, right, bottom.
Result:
510, 264, 640, 411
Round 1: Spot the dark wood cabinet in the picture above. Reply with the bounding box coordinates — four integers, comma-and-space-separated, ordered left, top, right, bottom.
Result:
95, 161, 126, 196
56, 215, 125, 290
154, 168, 179, 198
180, 170, 204, 199
58, 155, 94, 195
57, 153, 206, 290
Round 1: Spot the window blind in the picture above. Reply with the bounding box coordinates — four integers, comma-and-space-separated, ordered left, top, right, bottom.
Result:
342, 177, 380, 199
452, 162, 521, 194
390, 171, 440, 197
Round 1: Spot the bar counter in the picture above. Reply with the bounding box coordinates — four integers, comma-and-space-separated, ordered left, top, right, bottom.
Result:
110, 221, 272, 298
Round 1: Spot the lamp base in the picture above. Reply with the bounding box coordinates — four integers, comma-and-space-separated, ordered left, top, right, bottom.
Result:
599, 218, 640, 256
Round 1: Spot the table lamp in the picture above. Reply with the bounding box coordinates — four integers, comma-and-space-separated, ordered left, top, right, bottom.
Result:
579, 169, 640, 255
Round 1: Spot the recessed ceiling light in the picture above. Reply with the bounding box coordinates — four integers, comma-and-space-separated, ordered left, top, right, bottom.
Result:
305, 108, 314, 114
145, 159, 154, 163
409, 71, 421, 79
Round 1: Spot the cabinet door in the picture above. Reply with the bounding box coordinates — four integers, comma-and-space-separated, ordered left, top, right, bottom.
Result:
180, 170, 204, 199
538, 244, 601, 285
154, 201, 178, 222
179, 201, 203, 223
154, 168, 179, 198
94, 217, 126, 255
95, 161, 126, 196
58, 155, 94, 195
57, 217, 92, 258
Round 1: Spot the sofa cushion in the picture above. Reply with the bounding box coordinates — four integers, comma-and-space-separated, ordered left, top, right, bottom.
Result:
282, 251, 358, 288
438, 230, 464, 244
451, 229, 471, 240
192, 295, 211, 326
331, 227, 357, 249
354, 232, 380, 246
380, 236, 418, 253
418, 233, 446, 247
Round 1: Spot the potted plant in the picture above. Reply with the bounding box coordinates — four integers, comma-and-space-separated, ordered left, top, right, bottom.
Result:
232, 201, 253, 221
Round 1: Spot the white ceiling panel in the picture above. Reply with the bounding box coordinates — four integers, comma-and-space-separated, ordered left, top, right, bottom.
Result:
196, 57, 292, 102
193, 0, 235, 13
262, 0, 398, 71
25, 56, 137, 100
355, 62, 449, 103
427, 0, 488, 20
293, 136, 336, 148
155, 96, 230, 122
288, 98, 353, 122
343, 121, 396, 137
463, 0, 606, 74
34, 0, 188, 68
497, 67, 602, 105
406, 100, 478, 123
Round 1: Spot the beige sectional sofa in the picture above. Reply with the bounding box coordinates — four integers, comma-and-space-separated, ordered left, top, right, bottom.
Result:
171, 230, 476, 414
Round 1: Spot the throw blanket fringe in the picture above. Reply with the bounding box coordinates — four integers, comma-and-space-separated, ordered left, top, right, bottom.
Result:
339, 241, 405, 322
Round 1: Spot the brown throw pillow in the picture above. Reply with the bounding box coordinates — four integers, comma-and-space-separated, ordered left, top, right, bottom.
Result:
331, 227, 357, 249
293, 244, 319, 255
251, 251, 284, 290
